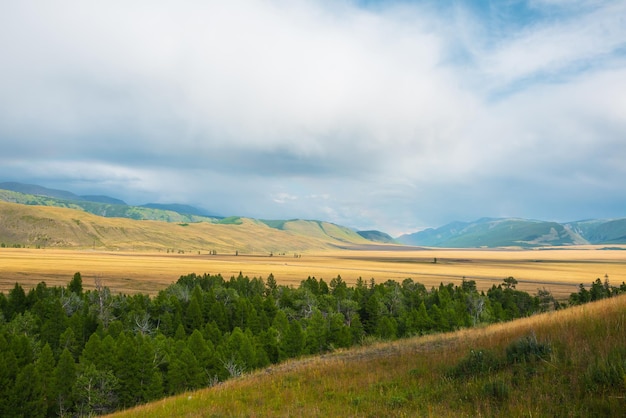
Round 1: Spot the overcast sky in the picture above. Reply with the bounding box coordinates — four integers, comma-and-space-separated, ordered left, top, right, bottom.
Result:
1, 0, 625, 235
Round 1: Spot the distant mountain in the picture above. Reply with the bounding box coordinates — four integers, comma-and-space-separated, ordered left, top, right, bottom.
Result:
397, 217, 626, 247
565, 219, 626, 244
0, 182, 127, 205
0, 181, 85, 201
0, 182, 392, 249
79, 195, 127, 205
0, 184, 216, 223
357, 230, 397, 243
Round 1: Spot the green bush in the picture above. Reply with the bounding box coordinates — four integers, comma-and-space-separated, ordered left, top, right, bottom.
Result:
448, 349, 502, 378
506, 332, 551, 364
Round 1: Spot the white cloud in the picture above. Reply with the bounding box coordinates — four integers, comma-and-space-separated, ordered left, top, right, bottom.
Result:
0, 0, 625, 233
476, 1, 626, 92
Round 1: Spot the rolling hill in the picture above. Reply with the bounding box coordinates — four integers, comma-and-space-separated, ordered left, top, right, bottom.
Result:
0, 201, 375, 252
0, 183, 397, 249
0, 183, 217, 223
3, 182, 625, 249
397, 217, 626, 247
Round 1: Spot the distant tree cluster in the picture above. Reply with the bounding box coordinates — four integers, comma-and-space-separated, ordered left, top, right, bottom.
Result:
0, 271, 609, 416
569, 275, 626, 305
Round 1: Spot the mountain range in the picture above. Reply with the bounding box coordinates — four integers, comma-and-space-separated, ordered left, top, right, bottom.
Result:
0, 182, 383, 251
0, 182, 624, 248
396, 217, 626, 247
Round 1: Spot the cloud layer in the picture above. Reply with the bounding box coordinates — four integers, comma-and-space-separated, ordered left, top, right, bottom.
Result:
1, 0, 625, 235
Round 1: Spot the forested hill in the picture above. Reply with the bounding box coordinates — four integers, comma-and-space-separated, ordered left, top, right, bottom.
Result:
397, 217, 626, 247
1, 272, 624, 416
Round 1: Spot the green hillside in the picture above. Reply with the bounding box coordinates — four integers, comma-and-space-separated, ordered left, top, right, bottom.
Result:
396, 217, 626, 247
567, 218, 626, 244
110, 294, 626, 417
357, 230, 397, 243
0, 189, 215, 223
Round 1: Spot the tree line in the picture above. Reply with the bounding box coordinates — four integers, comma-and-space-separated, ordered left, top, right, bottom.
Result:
0, 271, 623, 416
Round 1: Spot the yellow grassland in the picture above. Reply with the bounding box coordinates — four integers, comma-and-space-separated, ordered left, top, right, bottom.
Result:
1, 200, 624, 298
0, 200, 370, 253
1, 246, 624, 298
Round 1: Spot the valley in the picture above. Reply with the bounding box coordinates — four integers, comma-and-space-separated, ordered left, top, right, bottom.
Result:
2, 246, 624, 299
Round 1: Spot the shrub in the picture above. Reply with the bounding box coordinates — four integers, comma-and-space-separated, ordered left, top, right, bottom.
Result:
448, 349, 502, 378
506, 332, 551, 364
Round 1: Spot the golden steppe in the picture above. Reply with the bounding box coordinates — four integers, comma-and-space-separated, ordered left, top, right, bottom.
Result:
1, 246, 625, 299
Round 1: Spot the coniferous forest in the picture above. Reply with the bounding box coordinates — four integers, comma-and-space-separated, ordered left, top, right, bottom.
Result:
0, 271, 624, 417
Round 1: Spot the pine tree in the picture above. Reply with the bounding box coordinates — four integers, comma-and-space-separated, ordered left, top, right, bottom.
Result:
305, 309, 328, 354
114, 332, 142, 407
7, 282, 27, 320
0, 333, 19, 416
283, 321, 305, 359
55, 348, 77, 417
35, 343, 57, 416
188, 329, 216, 383
14, 364, 46, 418
167, 342, 204, 393
68, 272, 83, 295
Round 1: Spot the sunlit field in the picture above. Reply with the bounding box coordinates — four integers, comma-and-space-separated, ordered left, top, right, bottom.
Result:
2, 246, 624, 299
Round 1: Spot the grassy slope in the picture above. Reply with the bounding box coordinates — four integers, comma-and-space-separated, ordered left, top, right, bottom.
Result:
110, 295, 626, 417
0, 189, 214, 223
0, 201, 371, 252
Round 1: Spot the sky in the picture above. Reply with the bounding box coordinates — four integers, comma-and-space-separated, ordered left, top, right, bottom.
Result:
1, 0, 625, 236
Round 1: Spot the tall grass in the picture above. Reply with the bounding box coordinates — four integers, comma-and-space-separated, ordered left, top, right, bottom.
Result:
110, 294, 626, 417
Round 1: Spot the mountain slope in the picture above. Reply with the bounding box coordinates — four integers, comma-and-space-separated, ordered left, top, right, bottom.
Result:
398, 218, 590, 247
0, 181, 126, 204
0, 201, 372, 251
0, 188, 215, 223
356, 230, 397, 243
566, 218, 626, 244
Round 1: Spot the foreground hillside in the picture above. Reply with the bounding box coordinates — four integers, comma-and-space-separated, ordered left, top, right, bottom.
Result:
111, 295, 626, 417
0, 201, 373, 252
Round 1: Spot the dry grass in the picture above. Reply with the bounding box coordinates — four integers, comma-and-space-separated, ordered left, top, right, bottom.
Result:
109, 295, 626, 417
1, 246, 624, 299
0, 200, 370, 253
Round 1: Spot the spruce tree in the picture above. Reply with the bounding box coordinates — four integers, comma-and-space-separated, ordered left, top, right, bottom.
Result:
35, 343, 57, 416
14, 364, 46, 418
55, 348, 77, 417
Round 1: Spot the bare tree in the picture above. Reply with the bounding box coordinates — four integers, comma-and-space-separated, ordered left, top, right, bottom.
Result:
221, 356, 245, 378
91, 276, 115, 329
467, 294, 486, 326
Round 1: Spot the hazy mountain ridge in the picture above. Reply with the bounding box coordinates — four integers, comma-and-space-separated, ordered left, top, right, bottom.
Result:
2, 182, 624, 248
0, 181, 127, 204
398, 217, 626, 247
0, 182, 394, 245
0, 183, 218, 223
